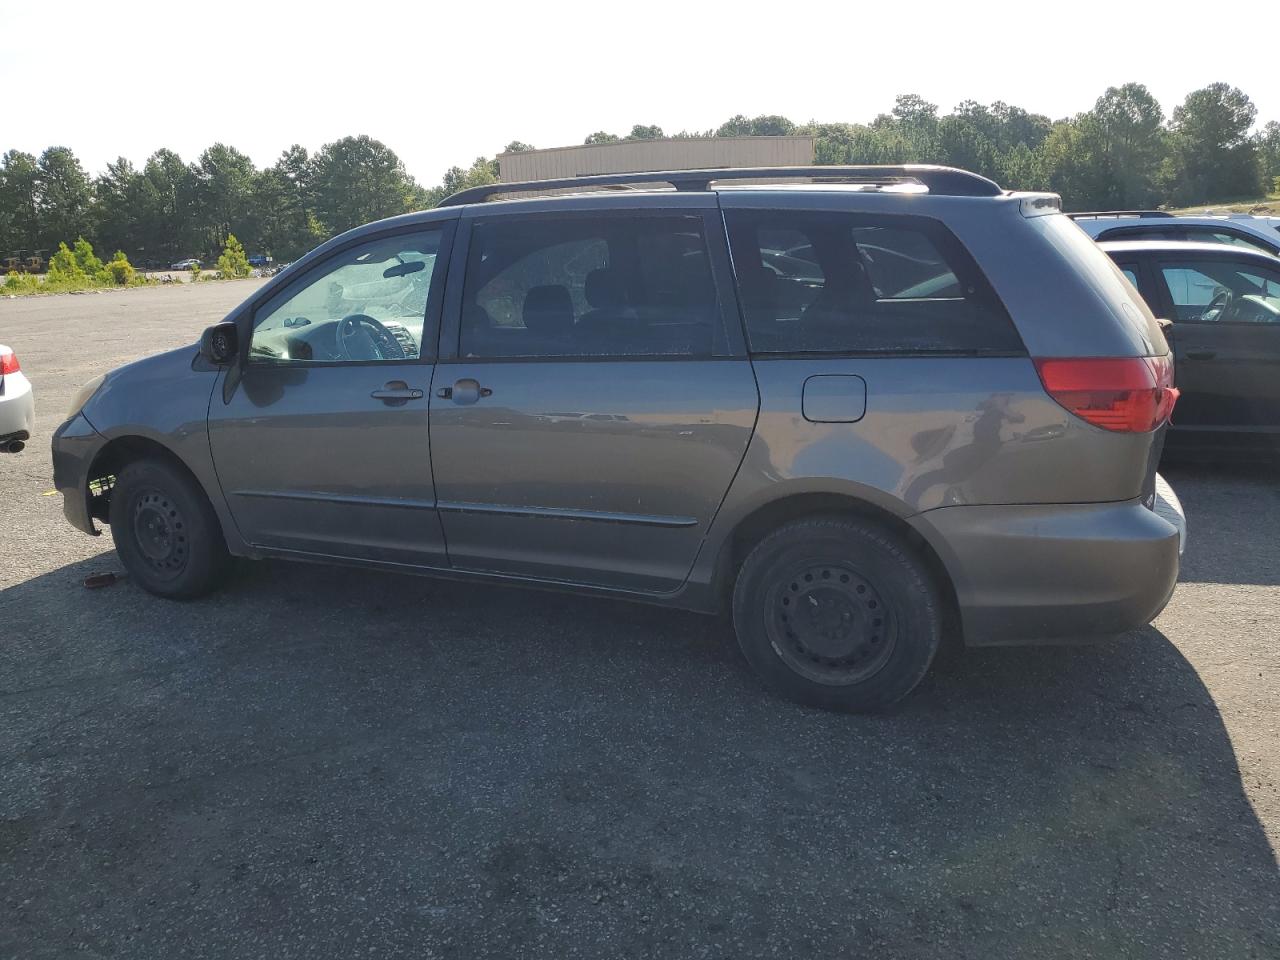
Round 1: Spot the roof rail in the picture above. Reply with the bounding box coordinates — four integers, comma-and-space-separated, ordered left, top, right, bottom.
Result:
1067, 210, 1175, 220
437, 165, 1003, 207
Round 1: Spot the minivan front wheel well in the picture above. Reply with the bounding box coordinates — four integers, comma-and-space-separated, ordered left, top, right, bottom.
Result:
720, 494, 963, 649
86, 437, 203, 526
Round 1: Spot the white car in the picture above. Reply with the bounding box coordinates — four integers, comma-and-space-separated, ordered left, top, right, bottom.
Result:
1072, 210, 1280, 256
0, 344, 34, 453
170, 258, 202, 270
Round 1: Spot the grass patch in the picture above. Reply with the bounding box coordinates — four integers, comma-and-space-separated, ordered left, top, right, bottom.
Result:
3, 271, 153, 297
3, 239, 152, 297
1168, 192, 1280, 215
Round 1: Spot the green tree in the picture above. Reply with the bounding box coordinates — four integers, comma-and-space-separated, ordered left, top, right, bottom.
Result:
138, 149, 197, 265
216, 232, 251, 278
892, 94, 939, 127
889, 95, 941, 159
36, 147, 94, 251
0, 151, 41, 256
503, 141, 535, 153
936, 113, 999, 180
809, 121, 916, 165
92, 157, 149, 259
72, 236, 106, 280
46, 241, 84, 281
191, 143, 257, 257
106, 250, 136, 285
715, 114, 796, 137
247, 145, 323, 261
1033, 117, 1115, 210
989, 102, 1052, 154
427, 156, 499, 207
1166, 83, 1262, 203
309, 135, 419, 234
998, 141, 1037, 189
1085, 83, 1168, 208
1257, 121, 1280, 192
800, 122, 864, 164
584, 131, 620, 145
626, 124, 664, 140
746, 114, 794, 136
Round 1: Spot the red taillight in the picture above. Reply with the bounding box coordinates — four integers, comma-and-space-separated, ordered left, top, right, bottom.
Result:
0, 348, 18, 376
1034, 356, 1178, 433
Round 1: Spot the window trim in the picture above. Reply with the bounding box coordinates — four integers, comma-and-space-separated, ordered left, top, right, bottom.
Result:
722, 208, 1025, 358
438, 207, 747, 363
241, 220, 456, 369
1098, 223, 1280, 256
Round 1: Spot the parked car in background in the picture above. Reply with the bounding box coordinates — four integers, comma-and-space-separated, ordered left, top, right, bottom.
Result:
247, 255, 274, 268
170, 258, 201, 270
52, 166, 1185, 712
1074, 211, 1280, 256
1102, 239, 1280, 460
0, 344, 34, 453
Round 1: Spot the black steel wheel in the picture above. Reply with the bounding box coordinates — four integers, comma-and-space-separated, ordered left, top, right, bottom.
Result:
130, 487, 190, 580
111, 458, 230, 600
767, 560, 896, 685
732, 516, 943, 712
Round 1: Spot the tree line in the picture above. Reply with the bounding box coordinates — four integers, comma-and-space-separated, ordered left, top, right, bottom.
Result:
2, 82, 1277, 268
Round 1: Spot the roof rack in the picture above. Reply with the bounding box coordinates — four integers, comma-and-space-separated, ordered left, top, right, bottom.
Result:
1067, 210, 1175, 220
437, 165, 1003, 207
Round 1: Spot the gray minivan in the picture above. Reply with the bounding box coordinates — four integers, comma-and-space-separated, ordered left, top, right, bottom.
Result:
52, 166, 1184, 712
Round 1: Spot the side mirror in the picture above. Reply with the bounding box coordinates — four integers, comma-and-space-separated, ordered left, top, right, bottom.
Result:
200, 321, 239, 365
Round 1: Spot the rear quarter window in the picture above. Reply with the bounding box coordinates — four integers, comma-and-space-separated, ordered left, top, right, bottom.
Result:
1040, 216, 1168, 355
725, 210, 1023, 355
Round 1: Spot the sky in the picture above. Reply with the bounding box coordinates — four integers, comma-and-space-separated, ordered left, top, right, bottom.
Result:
3, 0, 1277, 188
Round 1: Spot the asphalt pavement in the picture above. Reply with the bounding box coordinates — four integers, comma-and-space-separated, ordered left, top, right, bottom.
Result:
1, 282, 1277, 959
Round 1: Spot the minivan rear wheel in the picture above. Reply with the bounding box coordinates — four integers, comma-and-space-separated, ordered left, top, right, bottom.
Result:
110, 458, 230, 600
731, 517, 942, 712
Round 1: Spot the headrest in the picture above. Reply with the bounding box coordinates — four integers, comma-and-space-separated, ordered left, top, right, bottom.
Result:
585, 268, 626, 310
522, 285, 574, 335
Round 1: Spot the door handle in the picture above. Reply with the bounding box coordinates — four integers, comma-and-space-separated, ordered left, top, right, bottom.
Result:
444, 378, 492, 404
370, 380, 424, 405
1185, 350, 1216, 361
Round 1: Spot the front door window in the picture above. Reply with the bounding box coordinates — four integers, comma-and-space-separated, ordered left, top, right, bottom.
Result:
1159, 260, 1280, 323
250, 230, 447, 364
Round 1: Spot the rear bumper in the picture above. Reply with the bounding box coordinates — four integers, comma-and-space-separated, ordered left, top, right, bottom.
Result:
0, 371, 35, 442
51, 413, 106, 535
911, 481, 1184, 646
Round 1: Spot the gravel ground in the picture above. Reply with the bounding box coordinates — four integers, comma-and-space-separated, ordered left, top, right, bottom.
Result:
1, 283, 1277, 959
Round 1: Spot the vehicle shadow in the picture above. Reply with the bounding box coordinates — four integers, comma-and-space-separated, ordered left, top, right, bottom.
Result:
1, 553, 1277, 959
1161, 460, 1280, 585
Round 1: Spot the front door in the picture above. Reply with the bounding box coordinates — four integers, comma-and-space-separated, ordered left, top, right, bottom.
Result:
208, 222, 455, 565
1152, 254, 1280, 453
428, 205, 758, 593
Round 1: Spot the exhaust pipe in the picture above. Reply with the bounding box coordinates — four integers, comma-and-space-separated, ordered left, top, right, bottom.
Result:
2, 439, 24, 453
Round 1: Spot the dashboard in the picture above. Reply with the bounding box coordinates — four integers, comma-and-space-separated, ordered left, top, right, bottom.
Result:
249, 317, 421, 363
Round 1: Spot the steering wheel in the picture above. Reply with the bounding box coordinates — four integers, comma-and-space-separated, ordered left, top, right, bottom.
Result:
1201, 288, 1233, 323
334, 313, 406, 361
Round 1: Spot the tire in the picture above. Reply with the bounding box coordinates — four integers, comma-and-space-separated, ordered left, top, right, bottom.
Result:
731, 516, 942, 713
109, 457, 231, 600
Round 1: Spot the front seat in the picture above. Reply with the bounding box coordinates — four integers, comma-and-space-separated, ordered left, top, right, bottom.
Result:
522, 284, 575, 352
578, 268, 630, 330
799, 255, 872, 328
